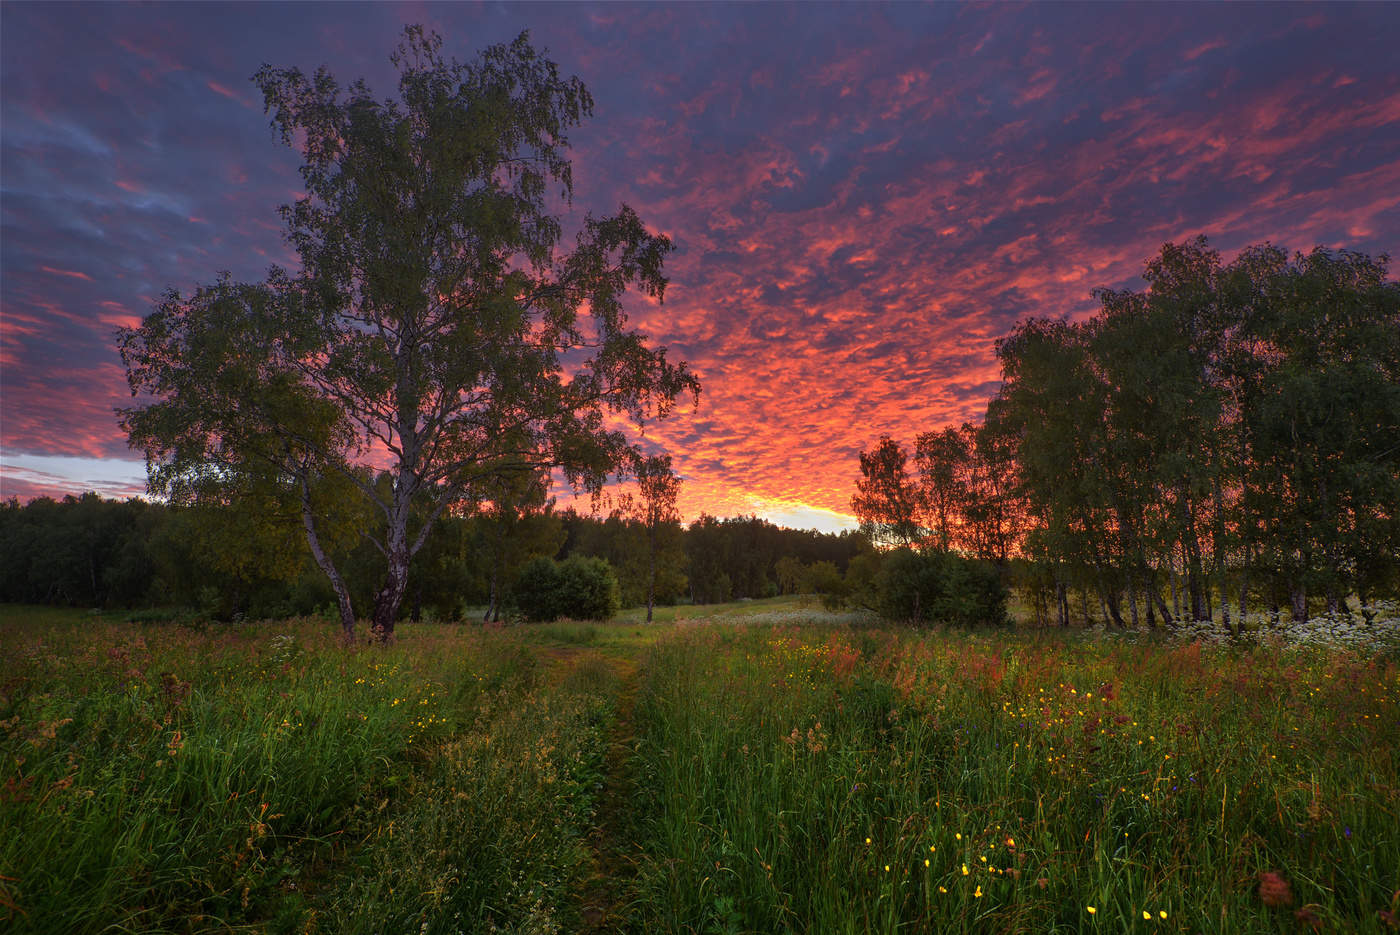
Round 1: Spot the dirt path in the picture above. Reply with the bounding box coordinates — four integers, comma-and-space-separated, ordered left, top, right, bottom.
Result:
578, 652, 643, 933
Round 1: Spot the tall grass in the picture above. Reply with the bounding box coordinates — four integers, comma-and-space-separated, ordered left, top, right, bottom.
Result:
0, 616, 613, 933
5, 609, 1396, 932
628, 624, 1400, 933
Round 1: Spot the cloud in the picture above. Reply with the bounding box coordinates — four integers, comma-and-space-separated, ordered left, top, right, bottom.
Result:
2, 3, 1397, 529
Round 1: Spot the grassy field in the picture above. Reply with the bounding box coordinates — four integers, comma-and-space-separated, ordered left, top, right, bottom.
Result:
2, 601, 1397, 933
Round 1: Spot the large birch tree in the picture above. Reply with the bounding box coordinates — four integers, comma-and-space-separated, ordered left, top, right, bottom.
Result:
118, 28, 698, 642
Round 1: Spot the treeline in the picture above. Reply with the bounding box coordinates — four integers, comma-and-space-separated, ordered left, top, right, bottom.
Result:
853, 238, 1400, 626
0, 493, 868, 619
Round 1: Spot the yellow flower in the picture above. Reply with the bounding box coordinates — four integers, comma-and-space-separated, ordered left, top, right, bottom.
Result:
865, 837, 871, 845
938, 886, 947, 894
1159, 910, 1167, 919
955, 832, 962, 840
929, 844, 936, 852
1087, 906, 1097, 915
974, 885, 983, 898
1142, 911, 1151, 920
962, 864, 969, 875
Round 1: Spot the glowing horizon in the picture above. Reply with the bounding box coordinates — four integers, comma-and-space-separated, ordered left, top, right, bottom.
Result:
2, 3, 1397, 533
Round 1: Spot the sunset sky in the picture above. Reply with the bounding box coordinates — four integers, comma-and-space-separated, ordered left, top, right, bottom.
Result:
2, 2, 1398, 532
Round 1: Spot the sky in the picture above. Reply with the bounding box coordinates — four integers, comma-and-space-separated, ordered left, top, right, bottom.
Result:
2, 2, 1398, 533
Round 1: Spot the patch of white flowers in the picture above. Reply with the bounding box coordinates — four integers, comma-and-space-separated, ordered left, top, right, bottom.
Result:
1094, 600, 1400, 654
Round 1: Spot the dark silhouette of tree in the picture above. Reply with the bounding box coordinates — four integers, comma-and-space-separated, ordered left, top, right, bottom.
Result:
851, 436, 922, 548
617, 452, 681, 622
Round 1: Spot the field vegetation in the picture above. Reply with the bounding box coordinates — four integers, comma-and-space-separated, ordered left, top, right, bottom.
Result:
3, 602, 1397, 933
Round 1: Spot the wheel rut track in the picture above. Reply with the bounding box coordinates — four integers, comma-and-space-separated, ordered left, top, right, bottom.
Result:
578, 652, 642, 934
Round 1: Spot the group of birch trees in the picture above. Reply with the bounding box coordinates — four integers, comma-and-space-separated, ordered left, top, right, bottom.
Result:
855, 238, 1400, 626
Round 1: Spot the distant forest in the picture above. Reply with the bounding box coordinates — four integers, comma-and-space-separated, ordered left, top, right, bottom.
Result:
0, 493, 867, 621
853, 238, 1400, 626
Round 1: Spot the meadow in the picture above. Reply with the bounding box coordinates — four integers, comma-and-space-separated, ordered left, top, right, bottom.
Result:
2, 601, 1397, 933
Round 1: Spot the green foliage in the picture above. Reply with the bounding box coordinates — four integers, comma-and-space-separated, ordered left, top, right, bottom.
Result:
872, 548, 1008, 626
512, 554, 621, 622
0, 494, 158, 607
118, 27, 698, 640
802, 559, 849, 610
683, 513, 870, 604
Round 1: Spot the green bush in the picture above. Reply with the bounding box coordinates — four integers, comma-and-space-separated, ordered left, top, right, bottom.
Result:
873, 548, 1007, 626
512, 555, 621, 622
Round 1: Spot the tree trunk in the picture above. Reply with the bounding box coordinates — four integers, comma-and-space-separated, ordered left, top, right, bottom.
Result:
1103, 590, 1126, 628
1212, 472, 1230, 633
1290, 583, 1308, 623
1056, 580, 1069, 628
1238, 540, 1249, 624
1169, 558, 1181, 620
371, 561, 408, 642
370, 522, 411, 643
646, 526, 656, 623
300, 476, 357, 643
1151, 586, 1175, 628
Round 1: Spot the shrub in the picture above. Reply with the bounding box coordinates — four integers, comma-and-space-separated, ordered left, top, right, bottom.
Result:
872, 548, 1007, 626
512, 555, 621, 622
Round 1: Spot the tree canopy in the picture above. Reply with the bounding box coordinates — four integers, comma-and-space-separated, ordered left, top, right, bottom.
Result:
854, 237, 1399, 628
118, 27, 698, 641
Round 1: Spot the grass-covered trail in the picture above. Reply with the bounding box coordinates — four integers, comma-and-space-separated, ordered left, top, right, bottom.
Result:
578, 652, 642, 932
3, 603, 1397, 933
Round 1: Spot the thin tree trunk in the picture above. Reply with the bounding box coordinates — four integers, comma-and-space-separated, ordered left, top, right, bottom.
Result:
646, 524, 656, 623
1170, 555, 1181, 620
1238, 540, 1249, 624
299, 476, 356, 643
1290, 582, 1308, 623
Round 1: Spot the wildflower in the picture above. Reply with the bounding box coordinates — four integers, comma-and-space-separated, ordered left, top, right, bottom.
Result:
962, 864, 969, 875
1143, 911, 1151, 920
1087, 906, 1096, 914
938, 886, 947, 893
924, 859, 930, 867
1159, 910, 1167, 919
1258, 870, 1293, 907
975, 886, 983, 898
866, 837, 871, 845
884, 865, 890, 872
956, 832, 962, 840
